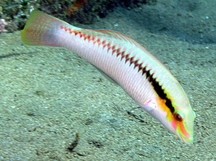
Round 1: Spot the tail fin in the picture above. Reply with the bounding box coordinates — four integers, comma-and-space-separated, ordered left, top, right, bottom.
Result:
21, 10, 80, 47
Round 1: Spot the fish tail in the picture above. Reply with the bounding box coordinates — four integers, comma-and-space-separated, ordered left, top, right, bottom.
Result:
21, 10, 80, 47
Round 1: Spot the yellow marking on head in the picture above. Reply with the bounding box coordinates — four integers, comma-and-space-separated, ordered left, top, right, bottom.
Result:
157, 97, 173, 122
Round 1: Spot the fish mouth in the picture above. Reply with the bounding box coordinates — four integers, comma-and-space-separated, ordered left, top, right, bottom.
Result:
177, 132, 194, 144
180, 123, 195, 144
166, 122, 194, 144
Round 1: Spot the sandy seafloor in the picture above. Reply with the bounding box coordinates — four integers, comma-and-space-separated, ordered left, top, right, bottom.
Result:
0, 1, 216, 161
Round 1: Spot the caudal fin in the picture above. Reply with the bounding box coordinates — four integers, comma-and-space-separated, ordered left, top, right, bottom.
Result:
21, 10, 80, 47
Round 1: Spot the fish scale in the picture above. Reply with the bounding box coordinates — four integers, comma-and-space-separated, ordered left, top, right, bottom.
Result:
21, 10, 196, 144
58, 28, 171, 106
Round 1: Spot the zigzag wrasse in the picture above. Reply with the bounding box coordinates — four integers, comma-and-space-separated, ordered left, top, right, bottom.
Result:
21, 10, 196, 144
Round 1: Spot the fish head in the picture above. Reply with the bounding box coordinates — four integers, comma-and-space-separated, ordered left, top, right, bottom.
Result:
170, 107, 196, 144
146, 97, 196, 144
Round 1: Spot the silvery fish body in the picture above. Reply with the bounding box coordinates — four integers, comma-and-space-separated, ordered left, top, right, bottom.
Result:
21, 10, 196, 143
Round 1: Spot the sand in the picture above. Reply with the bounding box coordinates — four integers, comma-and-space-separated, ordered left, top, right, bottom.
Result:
0, 1, 216, 160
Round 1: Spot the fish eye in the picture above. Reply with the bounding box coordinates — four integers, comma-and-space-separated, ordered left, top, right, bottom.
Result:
174, 112, 183, 122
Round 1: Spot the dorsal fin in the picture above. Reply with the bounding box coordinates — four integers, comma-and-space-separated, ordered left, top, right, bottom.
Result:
79, 29, 142, 47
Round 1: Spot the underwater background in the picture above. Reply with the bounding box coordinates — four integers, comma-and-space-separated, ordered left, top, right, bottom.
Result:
0, 0, 215, 160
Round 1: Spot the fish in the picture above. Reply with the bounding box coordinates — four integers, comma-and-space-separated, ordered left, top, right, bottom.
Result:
21, 10, 196, 144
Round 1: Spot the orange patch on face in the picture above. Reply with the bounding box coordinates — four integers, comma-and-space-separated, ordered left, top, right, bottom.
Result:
179, 122, 190, 138
171, 114, 191, 139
